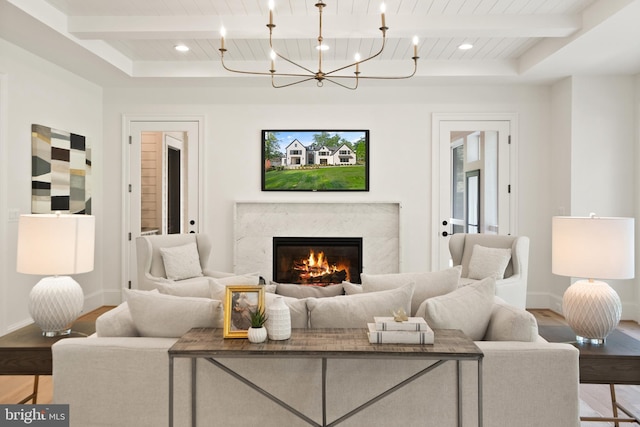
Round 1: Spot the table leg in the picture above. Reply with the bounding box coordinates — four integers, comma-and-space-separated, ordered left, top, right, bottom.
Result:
169, 357, 174, 427
192, 359, 197, 427
478, 359, 483, 427
322, 358, 327, 427
457, 360, 462, 427
611, 384, 620, 427
17, 375, 39, 404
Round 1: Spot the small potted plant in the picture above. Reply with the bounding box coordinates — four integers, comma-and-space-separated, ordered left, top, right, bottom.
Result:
247, 307, 268, 343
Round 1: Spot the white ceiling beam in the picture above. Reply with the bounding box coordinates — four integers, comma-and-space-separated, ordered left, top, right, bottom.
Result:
132, 58, 518, 78
68, 14, 580, 41
6, 0, 134, 76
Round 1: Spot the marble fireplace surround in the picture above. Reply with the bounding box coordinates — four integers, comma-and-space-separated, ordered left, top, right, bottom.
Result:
234, 202, 400, 282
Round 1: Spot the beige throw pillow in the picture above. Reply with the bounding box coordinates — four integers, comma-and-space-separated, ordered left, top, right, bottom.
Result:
156, 277, 211, 298
467, 245, 511, 280
276, 283, 344, 299
360, 266, 461, 316
209, 275, 261, 300
306, 282, 415, 328
159, 242, 203, 281
95, 302, 139, 337
422, 277, 495, 341
124, 289, 221, 337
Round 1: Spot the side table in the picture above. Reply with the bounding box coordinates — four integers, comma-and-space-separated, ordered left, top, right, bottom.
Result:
0, 316, 97, 404
538, 325, 640, 426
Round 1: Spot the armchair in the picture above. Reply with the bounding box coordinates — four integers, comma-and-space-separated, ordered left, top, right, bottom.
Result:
449, 233, 529, 309
135, 234, 232, 290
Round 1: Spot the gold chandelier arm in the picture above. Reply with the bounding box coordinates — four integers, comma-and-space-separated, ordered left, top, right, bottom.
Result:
324, 77, 359, 90
324, 33, 387, 77
271, 76, 317, 88
354, 57, 418, 80
269, 25, 316, 75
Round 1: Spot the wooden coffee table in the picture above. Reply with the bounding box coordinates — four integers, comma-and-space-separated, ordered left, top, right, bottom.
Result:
169, 328, 484, 427
0, 315, 98, 403
538, 325, 640, 425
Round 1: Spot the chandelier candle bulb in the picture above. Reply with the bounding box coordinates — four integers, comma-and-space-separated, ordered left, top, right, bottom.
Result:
268, 0, 274, 27
380, 3, 386, 28
219, 27, 226, 50
413, 36, 419, 57
355, 53, 360, 73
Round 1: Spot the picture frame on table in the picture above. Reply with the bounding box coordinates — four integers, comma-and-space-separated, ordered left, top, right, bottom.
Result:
223, 285, 265, 338
262, 129, 369, 191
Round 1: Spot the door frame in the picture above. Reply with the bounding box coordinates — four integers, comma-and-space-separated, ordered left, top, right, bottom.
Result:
430, 113, 518, 270
121, 114, 205, 290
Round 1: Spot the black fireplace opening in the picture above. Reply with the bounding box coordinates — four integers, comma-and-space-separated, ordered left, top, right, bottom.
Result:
273, 237, 363, 285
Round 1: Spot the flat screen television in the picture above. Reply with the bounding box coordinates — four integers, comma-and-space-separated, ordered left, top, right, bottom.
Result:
262, 129, 369, 192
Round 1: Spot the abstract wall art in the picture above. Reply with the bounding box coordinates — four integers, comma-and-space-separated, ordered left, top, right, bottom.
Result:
31, 124, 92, 214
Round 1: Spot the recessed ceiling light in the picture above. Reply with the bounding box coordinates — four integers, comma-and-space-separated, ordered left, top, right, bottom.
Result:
174, 44, 190, 52
458, 43, 473, 50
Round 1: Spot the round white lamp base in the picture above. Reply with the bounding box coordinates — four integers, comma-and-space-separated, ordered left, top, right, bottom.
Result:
28, 276, 84, 337
562, 279, 621, 345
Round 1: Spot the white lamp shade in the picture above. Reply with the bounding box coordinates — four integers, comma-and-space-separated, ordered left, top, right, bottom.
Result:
17, 214, 95, 275
552, 216, 634, 280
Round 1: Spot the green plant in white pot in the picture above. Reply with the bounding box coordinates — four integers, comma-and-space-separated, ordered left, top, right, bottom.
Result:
247, 307, 268, 343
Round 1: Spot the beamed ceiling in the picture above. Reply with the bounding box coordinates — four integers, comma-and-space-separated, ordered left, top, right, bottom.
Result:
1, 0, 640, 87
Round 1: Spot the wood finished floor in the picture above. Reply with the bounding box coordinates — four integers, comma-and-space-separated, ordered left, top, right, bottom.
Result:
1, 308, 639, 426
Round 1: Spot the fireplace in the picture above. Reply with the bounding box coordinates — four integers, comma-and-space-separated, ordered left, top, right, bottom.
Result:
273, 237, 363, 284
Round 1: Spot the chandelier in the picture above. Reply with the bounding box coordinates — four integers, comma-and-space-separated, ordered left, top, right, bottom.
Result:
218, 1, 419, 89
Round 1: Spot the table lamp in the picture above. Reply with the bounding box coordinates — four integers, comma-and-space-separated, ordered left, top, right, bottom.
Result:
552, 215, 634, 345
17, 213, 95, 337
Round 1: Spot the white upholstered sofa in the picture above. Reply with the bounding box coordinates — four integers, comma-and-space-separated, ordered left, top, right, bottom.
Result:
52, 268, 579, 427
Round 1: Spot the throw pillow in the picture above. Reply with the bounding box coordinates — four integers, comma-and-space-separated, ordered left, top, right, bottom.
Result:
156, 277, 211, 298
209, 275, 261, 300
124, 289, 222, 337
360, 266, 462, 316
484, 297, 538, 342
467, 245, 511, 280
306, 282, 415, 328
265, 292, 309, 328
342, 281, 363, 295
421, 277, 495, 341
95, 302, 139, 337
159, 242, 203, 281
276, 283, 344, 299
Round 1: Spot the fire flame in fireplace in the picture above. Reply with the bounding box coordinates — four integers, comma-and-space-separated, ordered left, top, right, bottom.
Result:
293, 250, 349, 283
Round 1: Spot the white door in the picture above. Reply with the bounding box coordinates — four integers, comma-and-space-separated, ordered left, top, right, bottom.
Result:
124, 119, 202, 289
431, 115, 515, 270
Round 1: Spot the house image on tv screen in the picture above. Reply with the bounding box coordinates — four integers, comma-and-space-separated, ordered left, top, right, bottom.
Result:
284, 139, 356, 167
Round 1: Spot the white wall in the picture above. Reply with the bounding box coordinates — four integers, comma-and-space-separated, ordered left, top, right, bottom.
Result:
103, 83, 554, 306
571, 76, 636, 318
0, 39, 103, 334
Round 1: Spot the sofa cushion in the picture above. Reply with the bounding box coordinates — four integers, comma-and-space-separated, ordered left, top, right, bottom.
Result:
156, 277, 211, 298
306, 282, 414, 328
342, 281, 363, 295
95, 302, 139, 337
159, 242, 203, 281
265, 292, 308, 328
124, 289, 222, 337
209, 275, 262, 300
360, 266, 461, 316
421, 277, 495, 341
484, 297, 538, 342
276, 283, 344, 299
468, 245, 511, 280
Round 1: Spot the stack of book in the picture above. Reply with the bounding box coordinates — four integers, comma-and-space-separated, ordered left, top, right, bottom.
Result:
367, 316, 434, 344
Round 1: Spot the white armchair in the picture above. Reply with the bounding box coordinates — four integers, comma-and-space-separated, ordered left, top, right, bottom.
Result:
135, 233, 232, 290
449, 233, 529, 309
